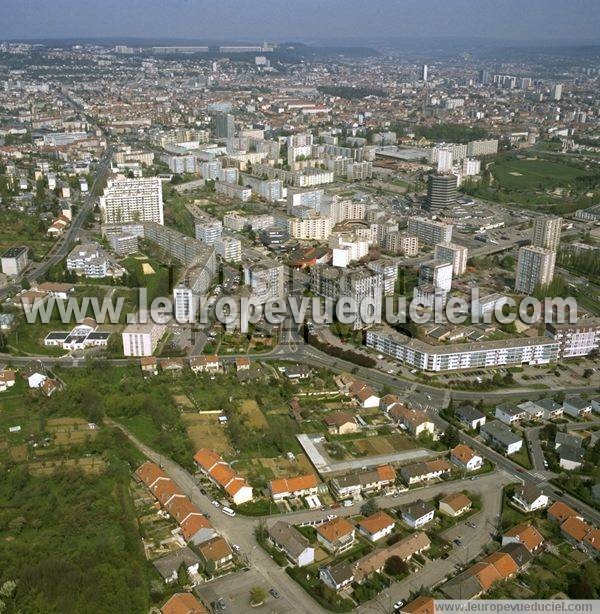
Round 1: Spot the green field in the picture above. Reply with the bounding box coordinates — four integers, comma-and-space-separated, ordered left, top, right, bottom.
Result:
491, 157, 586, 190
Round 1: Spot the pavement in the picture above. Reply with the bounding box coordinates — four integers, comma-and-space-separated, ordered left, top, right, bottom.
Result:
525, 426, 548, 472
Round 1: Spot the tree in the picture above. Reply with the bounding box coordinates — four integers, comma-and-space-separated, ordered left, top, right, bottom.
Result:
250, 586, 266, 605
442, 425, 460, 449
361, 498, 379, 517
384, 556, 408, 576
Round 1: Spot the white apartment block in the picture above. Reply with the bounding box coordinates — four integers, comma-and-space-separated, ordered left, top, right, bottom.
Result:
545, 320, 600, 358
330, 233, 369, 267
515, 246, 556, 294
366, 327, 559, 372
434, 242, 468, 275
66, 243, 124, 278
99, 177, 164, 225
195, 221, 223, 245
466, 139, 499, 157
162, 154, 197, 174
531, 216, 562, 251
215, 181, 251, 202
200, 160, 220, 180
288, 215, 332, 241
244, 260, 285, 304
461, 158, 481, 176
385, 232, 418, 256
215, 237, 242, 263
419, 260, 453, 292
407, 217, 453, 245
347, 161, 373, 180
323, 198, 366, 225
286, 188, 324, 213
122, 317, 166, 356
218, 167, 239, 183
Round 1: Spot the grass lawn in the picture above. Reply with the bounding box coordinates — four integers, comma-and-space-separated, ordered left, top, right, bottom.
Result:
510, 445, 532, 469
492, 157, 586, 191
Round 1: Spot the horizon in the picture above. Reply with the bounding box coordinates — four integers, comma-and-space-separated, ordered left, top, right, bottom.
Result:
1, 0, 600, 45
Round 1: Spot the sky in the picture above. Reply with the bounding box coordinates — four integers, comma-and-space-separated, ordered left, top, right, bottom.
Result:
1, 0, 599, 44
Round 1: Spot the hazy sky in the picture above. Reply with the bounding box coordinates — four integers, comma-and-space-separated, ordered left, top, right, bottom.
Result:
1, 0, 599, 44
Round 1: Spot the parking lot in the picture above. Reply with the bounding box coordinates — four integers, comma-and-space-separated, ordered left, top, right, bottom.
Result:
196, 568, 295, 613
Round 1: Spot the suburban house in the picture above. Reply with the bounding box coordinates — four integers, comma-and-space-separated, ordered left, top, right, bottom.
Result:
400, 459, 452, 486
197, 536, 234, 570
389, 405, 435, 437
439, 492, 472, 517
319, 561, 354, 592
531, 398, 564, 420
235, 356, 250, 371
401, 499, 435, 528
323, 411, 358, 435
380, 394, 402, 412
356, 511, 396, 542
502, 523, 544, 553
36, 281, 74, 300
480, 421, 523, 455
442, 551, 518, 599
349, 380, 380, 408
136, 462, 214, 544
353, 532, 430, 583
268, 474, 318, 501
555, 431, 584, 451
516, 401, 545, 421
558, 444, 584, 471
161, 593, 208, 614
140, 356, 158, 376
193, 448, 253, 505
161, 358, 185, 373
450, 444, 483, 471
153, 547, 200, 584
592, 396, 600, 414
498, 543, 533, 569
268, 521, 315, 567
455, 405, 486, 430
315, 517, 356, 554
329, 465, 396, 500
399, 596, 435, 614
0, 369, 16, 393
512, 483, 549, 513
548, 501, 579, 525
284, 364, 311, 380
563, 396, 593, 418
495, 402, 526, 425
560, 516, 600, 558
190, 354, 220, 374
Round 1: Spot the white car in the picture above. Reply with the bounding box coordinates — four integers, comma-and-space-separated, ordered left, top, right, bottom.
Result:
211, 500, 221, 508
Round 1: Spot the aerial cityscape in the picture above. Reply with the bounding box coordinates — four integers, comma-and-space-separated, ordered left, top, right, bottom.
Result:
0, 1, 599, 613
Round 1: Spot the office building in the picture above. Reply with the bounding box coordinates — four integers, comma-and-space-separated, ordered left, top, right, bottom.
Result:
426, 173, 458, 210
434, 242, 468, 275
515, 246, 556, 294
99, 177, 164, 225
1, 246, 29, 276
408, 217, 453, 245
531, 216, 562, 251
421, 64, 428, 82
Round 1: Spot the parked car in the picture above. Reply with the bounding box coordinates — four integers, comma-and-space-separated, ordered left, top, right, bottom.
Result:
269, 589, 280, 599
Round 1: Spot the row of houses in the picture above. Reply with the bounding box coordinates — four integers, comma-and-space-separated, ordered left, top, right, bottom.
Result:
496, 395, 597, 425
193, 448, 253, 506
139, 354, 251, 377
548, 501, 599, 559
442, 523, 545, 599
329, 464, 396, 500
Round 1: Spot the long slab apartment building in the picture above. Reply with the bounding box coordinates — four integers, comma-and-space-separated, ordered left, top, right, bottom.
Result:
366, 326, 560, 372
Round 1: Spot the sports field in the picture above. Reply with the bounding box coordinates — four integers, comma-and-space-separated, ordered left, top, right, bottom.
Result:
491, 157, 585, 190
